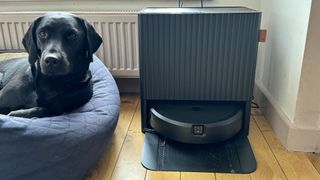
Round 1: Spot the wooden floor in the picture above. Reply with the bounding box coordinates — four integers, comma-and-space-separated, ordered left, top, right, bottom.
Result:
88, 94, 320, 180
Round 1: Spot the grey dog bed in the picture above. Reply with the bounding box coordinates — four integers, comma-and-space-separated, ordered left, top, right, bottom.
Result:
0, 55, 120, 180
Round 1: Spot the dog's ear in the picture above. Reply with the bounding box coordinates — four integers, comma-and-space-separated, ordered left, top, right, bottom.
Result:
22, 16, 43, 67
78, 18, 102, 62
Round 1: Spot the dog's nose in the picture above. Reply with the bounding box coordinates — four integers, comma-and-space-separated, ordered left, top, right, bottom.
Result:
44, 56, 60, 66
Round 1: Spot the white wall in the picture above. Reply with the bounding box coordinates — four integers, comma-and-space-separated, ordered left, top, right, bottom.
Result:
287, 1, 320, 150
0, 0, 260, 12
294, 0, 320, 130
256, 0, 312, 121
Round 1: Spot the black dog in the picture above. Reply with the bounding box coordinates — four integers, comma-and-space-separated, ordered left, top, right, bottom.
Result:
0, 12, 102, 118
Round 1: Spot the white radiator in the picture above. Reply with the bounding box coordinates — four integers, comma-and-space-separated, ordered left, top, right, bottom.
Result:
0, 12, 139, 77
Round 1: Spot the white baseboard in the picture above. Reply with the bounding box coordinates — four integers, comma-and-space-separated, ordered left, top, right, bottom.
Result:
254, 80, 320, 152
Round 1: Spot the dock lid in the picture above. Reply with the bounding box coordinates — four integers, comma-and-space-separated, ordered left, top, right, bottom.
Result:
139, 7, 260, 14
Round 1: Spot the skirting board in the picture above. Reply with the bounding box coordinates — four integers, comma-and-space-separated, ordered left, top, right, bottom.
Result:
115, 78, 140, 93
254, 80, 320, 152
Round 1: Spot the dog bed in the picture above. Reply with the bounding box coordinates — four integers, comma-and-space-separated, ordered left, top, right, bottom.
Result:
0, 55, 120, 180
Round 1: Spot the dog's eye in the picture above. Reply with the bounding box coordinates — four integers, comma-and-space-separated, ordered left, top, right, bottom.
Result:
67, 33, 78, 40
38, 31, 48, 39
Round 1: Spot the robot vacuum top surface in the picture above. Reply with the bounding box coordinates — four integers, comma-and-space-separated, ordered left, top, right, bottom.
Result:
150, 101, 242, 124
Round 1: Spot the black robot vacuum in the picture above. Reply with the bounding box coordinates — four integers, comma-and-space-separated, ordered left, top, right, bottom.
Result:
150, 101, 243, 144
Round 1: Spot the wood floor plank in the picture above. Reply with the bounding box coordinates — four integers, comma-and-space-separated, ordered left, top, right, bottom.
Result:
181, 172, 215, 180
252, 115, 273, 132
248, 119, 287, 180
86, 94, 139, 180
145, 171, 180, 180
0, 53, 27, 61
251, 108, 263, 116
215, 173, 251, 180
306, 153, 320, 175
0, 53, 6, 61
110, 104, 147, 180
254, 114, 320, 179
263, 131, 320, 180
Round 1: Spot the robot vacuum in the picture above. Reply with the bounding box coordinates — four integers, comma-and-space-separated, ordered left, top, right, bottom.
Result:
149, 101, 243, 144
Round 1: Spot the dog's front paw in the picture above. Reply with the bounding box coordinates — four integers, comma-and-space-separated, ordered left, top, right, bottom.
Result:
8, 109, 32, 118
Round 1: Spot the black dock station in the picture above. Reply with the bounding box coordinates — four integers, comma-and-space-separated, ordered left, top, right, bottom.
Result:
139, 7, 261, 173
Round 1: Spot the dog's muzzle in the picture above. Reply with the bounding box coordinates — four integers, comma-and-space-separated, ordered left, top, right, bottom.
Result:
40, 51, 70, 76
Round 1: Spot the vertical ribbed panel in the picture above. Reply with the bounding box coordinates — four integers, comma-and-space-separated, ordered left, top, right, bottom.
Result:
0, 12, 139, 77
139, 11, 261, 101
0, 22, 30, 50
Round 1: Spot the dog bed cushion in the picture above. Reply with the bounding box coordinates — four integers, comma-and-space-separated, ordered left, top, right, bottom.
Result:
0, 55, 120, 180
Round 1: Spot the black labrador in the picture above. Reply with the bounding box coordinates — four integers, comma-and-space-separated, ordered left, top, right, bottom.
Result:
0, 12, 102, 118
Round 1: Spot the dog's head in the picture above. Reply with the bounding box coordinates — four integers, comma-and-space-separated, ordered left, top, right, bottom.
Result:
22, 12, 102, 77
